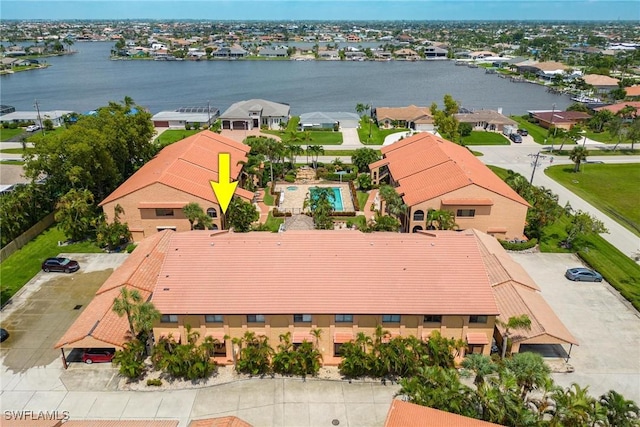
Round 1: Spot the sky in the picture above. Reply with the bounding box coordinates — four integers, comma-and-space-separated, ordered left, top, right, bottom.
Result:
1, 0, 639, 21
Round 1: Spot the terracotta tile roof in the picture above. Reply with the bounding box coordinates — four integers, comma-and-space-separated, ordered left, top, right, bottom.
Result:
375, 105, 433, 123
442, 199, 493, 206
582, 74, 619, 86
378, 133, 529, 207
55, 231, 173, 349
3, 421, 62, 427
471, 230, 578, 346
100, 130, 253, 207
152, 230, 498, 316
384, 399, 504, 427
189, 416, 252, 427
64, 422, 179, 427
594, 101, 640, 115
466, 332, 490, 345
625, 86, 640, 97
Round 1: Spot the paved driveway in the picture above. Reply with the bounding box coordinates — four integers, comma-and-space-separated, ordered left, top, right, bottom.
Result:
510, 252, 640, 403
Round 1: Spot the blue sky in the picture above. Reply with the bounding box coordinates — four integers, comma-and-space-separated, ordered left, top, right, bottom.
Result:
2, 1, 639, 21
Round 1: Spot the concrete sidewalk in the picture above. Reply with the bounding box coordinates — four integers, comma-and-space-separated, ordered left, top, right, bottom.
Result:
478, 145, 640, 260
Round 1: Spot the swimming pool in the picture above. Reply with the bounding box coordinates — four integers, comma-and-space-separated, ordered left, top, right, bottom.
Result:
310, 187, 344, 212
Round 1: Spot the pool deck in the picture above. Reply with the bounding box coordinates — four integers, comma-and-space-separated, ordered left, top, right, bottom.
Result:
275, 183, 355, 213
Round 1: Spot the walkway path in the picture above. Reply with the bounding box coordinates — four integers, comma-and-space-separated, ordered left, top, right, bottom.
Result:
477, 144, 640, 261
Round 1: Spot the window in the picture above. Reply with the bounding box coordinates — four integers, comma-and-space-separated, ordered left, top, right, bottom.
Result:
206, 207, 217, 218
424, 315, 442, 323
155, 208, 174, 217
469, 315, 488, 324
413, 210, 425, 221
335, 314, 353, 323
205, 314, 223, 323
161, 314, 178, 323
334, 343, 344, 357
294, 314, 312, 323
456, 209, 476, 217
382, 314, 401, 323
247, 314, 265, 323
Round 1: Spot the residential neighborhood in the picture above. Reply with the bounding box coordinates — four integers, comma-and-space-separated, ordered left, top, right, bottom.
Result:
1, 17, 640, 427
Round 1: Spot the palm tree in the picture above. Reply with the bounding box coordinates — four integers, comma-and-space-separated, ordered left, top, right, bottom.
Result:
549, 383, 596, 426
355, 103, 370, 117
182, 202, 206, 230
310, 328, 323, 349
504, 352, 551, 400
569, 146, 588, 172
496, 314, 532, 359
599, 390, 640, 427
112, 287, 143, 339
426, 209, 457, 230
461, 354, 496, 386
307, 145, 324, 170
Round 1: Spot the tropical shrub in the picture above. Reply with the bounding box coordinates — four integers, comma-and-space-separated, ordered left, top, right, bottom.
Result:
112, 339, 146, 380
234, 332, 273, 377
146, 378, 162, 386
499, 238, 538, 251
151, 327, 217, 380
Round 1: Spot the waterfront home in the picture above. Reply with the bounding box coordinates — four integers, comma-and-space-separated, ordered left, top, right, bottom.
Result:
423, 45, 447, 58
369, 132, 529, 239
582, 74, 620, 94
594, 101, 640, 117
152, 106, 220, 129
454, 109, 517, 132
373, 105, 434, 131
99, 130, 254, 241
299, 112, 360, 130
531, 110, 591, 130
515, 61, 580, 81
0, 110, 73, 127
258, 47, 288, 58
219, 99, 290, 130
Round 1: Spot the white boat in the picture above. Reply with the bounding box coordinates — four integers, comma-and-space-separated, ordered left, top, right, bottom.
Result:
571, 94, 601, 103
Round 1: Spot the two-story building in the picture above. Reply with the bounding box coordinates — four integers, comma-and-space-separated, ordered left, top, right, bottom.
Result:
369, 133, 529, 240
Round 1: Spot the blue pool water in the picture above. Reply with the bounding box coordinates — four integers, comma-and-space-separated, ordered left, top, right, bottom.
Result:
310, 187, 344, 212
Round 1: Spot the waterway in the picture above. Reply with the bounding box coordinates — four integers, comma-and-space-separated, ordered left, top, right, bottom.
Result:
1, 42, 572, 115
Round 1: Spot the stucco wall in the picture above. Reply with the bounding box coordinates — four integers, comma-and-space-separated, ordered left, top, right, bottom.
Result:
102, 182, 222, 242
407, 184, 527, 239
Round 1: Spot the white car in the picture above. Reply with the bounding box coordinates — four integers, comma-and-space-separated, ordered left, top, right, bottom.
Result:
25, 124, 40, 132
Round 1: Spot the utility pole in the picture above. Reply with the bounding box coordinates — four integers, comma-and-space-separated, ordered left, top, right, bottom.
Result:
528, 151, 547, 184
34, 99, 45, 136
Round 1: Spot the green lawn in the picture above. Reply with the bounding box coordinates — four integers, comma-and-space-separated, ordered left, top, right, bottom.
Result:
487, 165, 510, 180
357, 118, 408, 145
545, 163, 640, 236
546, 148, 640, 157
323, 149, 381, 157
154, 129, 201, 146
0, 226, 103, 305
356, 191, 369, 211
462, 131, 510, 145
584, 129, 615, 143
0, 160, 25, 166
263, 190, 275, 206
489, 164, 640, 311
0, 128, 25, 141
262, 212, 284, 232
0, 147, 35, 155
510, 116, 570, 146
263, 116, 343, 145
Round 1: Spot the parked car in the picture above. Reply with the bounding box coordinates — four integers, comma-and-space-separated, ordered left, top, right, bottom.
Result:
565, 267, 603, 282
517, 128, 528, 136
0, 328, 9, 343
25, 124, 40, 132
509, 133, 522, 143
81, 348, 116, 364
41, 257, 80, 273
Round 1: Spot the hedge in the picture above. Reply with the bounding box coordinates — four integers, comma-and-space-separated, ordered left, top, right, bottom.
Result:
499, 238, 538, 251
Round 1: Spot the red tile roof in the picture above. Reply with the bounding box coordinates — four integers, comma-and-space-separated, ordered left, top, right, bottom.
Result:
55, 230, 173, 349
471, 230, 578, 346
466, 332, 490, 345
625, 86, 640, 97
374, 133, 529, 207
384, 400, 504, 427
64, 422, 179, 427
151, 230, 499, 316
100, 130, 253, 207
594, 101, 640, 115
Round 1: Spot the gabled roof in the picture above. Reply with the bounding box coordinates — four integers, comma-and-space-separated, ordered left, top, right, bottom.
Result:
373, 133, 529, 207
55, 231, 173, 349
385, 400, 504, 427
471, 230, 578, 346
100, 131, 252, 206
151, 230, 499, 316
594, 101, 640, 115
219, 99, 290, 119
375, 105, 433, 123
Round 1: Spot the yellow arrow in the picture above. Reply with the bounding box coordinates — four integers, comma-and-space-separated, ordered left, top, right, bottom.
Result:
210, 153, 238, 214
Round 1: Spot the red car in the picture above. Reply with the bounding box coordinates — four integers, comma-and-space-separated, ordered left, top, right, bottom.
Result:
81, 348, 115, 364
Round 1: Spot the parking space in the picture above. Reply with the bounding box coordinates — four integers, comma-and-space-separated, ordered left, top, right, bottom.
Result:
510, 252, 640, 403
0, 254, 128, 375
